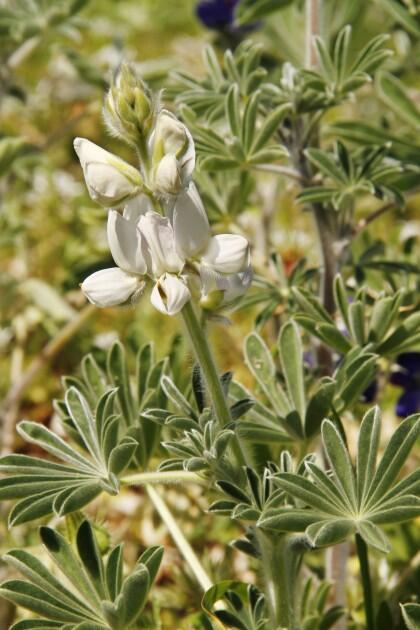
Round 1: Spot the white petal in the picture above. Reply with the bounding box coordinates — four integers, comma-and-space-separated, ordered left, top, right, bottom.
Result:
179, 124, 195, 186
151, 111, 195, 190
154, 154, 182, 195
73, 138, 142, 207
150, 274, 190, 315
107, 210, 147, 275
155, 111, 187, 155
173, 184, 210, 259
122, 194, 152, 222
138, 212, 184, 277
74, 137, 112, 166
221, 265, 253, 304
201, 234, 250, 274
81, 268, 141, 307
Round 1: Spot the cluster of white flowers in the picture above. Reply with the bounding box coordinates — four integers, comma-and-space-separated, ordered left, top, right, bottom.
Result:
74, 68, 251, 316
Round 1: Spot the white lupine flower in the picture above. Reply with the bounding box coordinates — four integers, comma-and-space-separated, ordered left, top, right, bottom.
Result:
81, 203, 191, 316
74, 138, 143, 207
81, 186, 251, 315
151, 110, 195, 196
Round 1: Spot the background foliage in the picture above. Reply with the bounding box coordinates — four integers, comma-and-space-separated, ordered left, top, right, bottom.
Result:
0, 0, 419, 628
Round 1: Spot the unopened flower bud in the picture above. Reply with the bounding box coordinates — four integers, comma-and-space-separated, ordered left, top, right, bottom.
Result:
154, 154, 182, 195
151, 110, 195, 196
200, 289, 224, 311
104, 63, 154, 146
153, 112, 188, 157
74, 138, 143, 207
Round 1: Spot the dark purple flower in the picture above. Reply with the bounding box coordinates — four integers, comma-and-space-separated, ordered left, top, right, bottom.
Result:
389, 352, 420, 417
361, 378, 378, 404
196, 0, 238, 30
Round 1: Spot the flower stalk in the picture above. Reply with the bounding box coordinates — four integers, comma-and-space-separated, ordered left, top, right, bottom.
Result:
180, 300, 247, 467
356, 534, 376, 630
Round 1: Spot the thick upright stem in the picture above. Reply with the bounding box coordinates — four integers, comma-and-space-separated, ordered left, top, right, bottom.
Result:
181, 301, 246, 466
181, 301, 231, 426
257, 532, 306, 629
356, 534, 375, 630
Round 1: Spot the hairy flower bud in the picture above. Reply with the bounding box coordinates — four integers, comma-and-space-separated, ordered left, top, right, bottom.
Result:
151, 111, 195, 196
104, 63, 154, 146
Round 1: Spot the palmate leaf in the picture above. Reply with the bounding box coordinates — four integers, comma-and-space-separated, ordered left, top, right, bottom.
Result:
295, 276, 420, 358
258, 407, 420, 553
202, 580, 269, 630
0, 520, 162, 630
0, 387, 137, 526
57, 340, 168, 469
243, 324, 361, 440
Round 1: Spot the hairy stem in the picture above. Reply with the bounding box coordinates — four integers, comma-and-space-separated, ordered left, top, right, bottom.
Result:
146, 484, 212, 592
180, 301, 246, 467
356, 534, 375, 630
257, 532, 307, 629
181, 300, 231, 426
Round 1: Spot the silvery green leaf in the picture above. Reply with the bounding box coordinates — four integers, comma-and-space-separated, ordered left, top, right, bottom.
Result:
136, 342, 154, 403
257, 509, 324, 532
376, 311, 420, 355
348, 301, 365, 344
105, 544, 123, 602
251, 104, 291, 153
161, 375, 197, 419
333, 25, 351, 84
278, 321, 306, 422
337, 354, 377, 409
357, 521, 390, 553
401, 603, 420, 630
365, 414, 420, 509
225, 83, 241, 138
322, 420, 357, 510
81, 355, 107, 400
379, 0, 420, 37
304, 385, 333, 439
306, 519, 355, 548
356, 406, 381, 506
271, 473, 340, 515
107, 341, 134, 426
377, 72, 420, 129
315, 323, 352, 354
76, 521, 106, 599
1, 521, 162, 629
244, 332, 290, 416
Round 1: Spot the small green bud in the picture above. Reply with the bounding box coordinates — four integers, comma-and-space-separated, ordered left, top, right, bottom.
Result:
200, 290, 225, 311
103, 63, 154, 147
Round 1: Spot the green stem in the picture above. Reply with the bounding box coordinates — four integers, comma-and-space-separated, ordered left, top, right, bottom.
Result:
181, 300, 231, 426
356, 534, 375, 630
146, 484, 212, 592
180, 300, 246, 467
257, 532, 306, 629
121, 470, 205, 486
